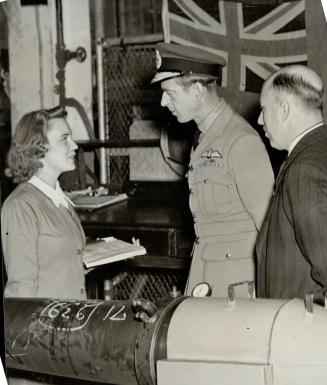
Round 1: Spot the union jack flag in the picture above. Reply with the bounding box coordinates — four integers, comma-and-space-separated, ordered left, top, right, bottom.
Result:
162, 0, 307, 93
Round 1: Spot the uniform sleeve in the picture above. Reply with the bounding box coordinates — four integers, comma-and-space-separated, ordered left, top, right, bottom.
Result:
286, 161, 327, 289
229, 134, 274, 230
1, 198, 39, 297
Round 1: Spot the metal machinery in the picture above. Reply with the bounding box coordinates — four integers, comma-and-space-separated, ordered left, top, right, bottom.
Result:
4, 289, 327, 385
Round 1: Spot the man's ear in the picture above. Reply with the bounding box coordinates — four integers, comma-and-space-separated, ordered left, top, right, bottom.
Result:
279, 98, 290, 122
191, 81, 205, 101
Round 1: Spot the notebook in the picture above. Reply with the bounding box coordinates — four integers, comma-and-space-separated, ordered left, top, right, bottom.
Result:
83, 237, 146, 268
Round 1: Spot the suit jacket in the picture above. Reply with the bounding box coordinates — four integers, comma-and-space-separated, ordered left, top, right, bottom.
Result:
256, 124, 327, 299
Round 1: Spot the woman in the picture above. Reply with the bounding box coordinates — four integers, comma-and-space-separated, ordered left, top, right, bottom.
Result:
1, 106, 87, 300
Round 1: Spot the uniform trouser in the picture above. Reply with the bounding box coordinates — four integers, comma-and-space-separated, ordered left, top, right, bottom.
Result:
184, 236, 256, 298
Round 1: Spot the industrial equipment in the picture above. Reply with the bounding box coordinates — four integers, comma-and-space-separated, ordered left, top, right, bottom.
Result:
4, 289, 327, 385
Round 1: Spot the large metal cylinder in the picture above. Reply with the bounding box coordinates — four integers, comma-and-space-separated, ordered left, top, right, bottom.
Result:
5, 295, 327, 385
4, 297, 182, 385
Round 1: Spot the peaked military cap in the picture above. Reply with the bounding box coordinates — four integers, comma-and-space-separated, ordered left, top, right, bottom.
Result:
151, 42, 226, 84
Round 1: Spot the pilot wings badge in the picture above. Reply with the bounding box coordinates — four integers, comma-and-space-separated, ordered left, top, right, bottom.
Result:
201, 148, 222, 159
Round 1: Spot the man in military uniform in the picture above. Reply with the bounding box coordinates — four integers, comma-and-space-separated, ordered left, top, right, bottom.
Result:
152, 43, 274, 297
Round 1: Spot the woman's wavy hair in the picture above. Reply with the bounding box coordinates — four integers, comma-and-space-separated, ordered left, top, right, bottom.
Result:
5, 106, 67, 184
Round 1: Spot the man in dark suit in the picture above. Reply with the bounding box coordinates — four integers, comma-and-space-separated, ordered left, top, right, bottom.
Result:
256, 65, 326, 300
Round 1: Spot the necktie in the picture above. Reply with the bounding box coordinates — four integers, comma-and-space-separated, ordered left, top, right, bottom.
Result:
192, 128, 201, 150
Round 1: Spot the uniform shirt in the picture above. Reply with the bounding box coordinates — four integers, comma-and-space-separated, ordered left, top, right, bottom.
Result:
1, 181, 86, 299
188, 99, 274, 239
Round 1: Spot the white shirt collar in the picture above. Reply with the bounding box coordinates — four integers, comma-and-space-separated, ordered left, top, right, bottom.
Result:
288, 122, 324, 154
28, 175, 71, 208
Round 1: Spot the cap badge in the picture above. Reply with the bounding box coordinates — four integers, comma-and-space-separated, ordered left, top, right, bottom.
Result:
155, 49, 162, 69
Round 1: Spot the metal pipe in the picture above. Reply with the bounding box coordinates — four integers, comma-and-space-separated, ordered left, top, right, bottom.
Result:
4, 297, 183, 385
105, 33, 164, 47
94, 0, 105, 40
55, 0, 66, 107
118, 0, 126, 37
96, 38, 108, 185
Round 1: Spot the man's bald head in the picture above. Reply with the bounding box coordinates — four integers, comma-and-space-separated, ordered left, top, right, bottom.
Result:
263, 65, 323, 111
258, 65, 324, 151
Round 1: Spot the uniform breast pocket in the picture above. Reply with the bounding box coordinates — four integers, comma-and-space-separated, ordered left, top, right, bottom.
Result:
192, 160, 232, 215
201, 236, 255, 262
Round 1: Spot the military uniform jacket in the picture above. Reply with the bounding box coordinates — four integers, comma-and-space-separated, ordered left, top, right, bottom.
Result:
1, 182, 87, 300
185, 100, 274, 297
256, 124, 327, 300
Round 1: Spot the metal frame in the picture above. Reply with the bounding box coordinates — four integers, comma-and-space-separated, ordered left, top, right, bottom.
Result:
95, 34, 164, 186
